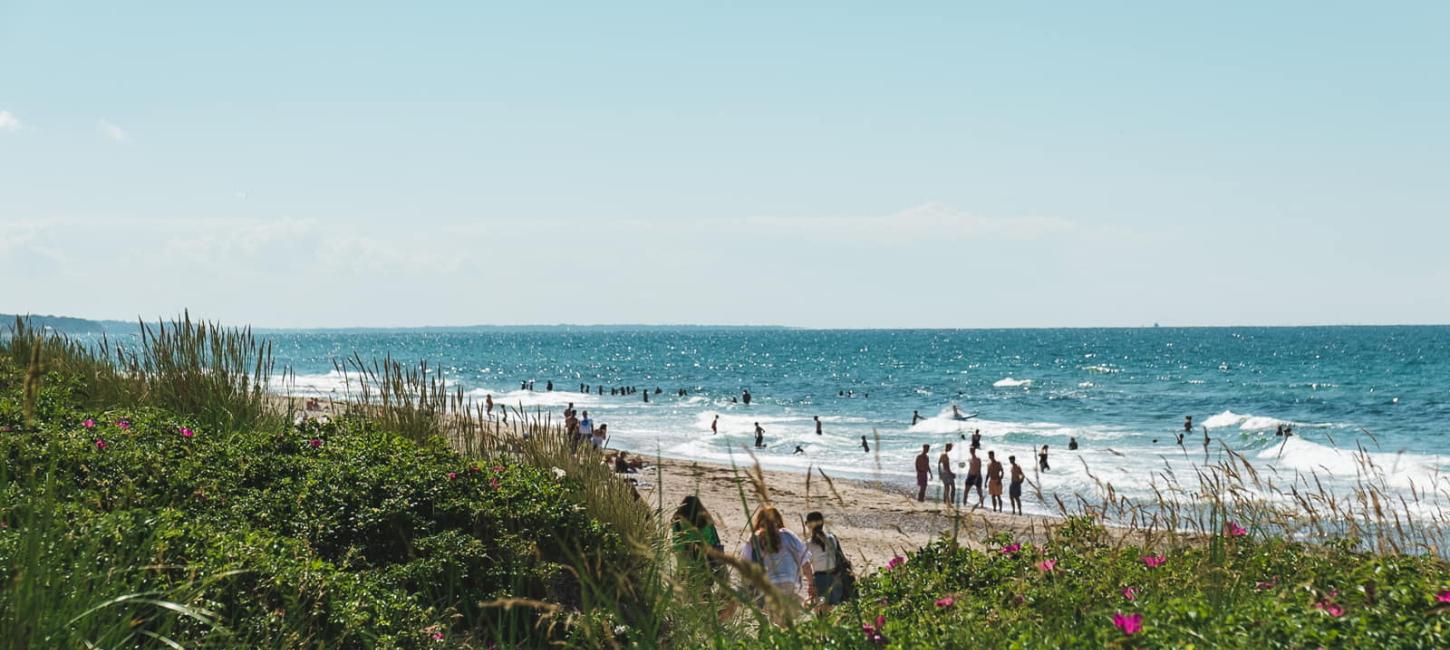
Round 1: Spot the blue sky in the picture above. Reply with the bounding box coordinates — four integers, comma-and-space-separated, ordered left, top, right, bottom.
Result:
2, 2, 1447, 328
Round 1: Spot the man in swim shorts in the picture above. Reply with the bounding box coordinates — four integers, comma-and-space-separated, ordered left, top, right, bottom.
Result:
915, 444, 932, 502
938, 443, 957, 506
964, 447, 984, 507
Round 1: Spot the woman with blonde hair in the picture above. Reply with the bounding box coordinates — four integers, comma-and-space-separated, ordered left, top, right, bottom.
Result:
738, 506, 816, 615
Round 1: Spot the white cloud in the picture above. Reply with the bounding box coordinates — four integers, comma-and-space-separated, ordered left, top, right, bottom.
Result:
98, 119, 128, 142
0, 111, 21, 131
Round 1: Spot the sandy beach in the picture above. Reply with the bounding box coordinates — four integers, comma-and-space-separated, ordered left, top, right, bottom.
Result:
634, 454, 1064, 571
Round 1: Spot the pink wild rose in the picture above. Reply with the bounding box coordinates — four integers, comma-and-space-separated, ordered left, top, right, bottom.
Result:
1226, 521, 1247, 537
1121, 587, 1138, 601
1112, 611, 1143, 636
935, 596, 955, 608
886, 555, 906, 570
1437, 590, 1450, 604
82, 418, 96, 429
1037, 559, 1058, 573
431, 631, 444, 641
116, 419, 131, 431
1001, 543, 1022, 555
309, 438, 323, 449
95, 438, 108, 449
447, 471, 458, 481
1141, 554, 1166, 568
180, 426, 194, 438
1315, 600, 1345, 617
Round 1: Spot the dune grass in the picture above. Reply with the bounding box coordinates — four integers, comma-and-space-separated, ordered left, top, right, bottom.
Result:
4, 315, 1450, 648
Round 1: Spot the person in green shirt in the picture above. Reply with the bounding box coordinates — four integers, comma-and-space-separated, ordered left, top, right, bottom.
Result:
671, 496, 726, 589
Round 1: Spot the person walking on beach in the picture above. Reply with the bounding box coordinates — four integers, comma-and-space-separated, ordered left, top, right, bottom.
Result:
711, 415, 719, 434
804, 512, 851, 608
738, 506, 816, 622
938, 443, 957, 506
1008, 455, 1025, 515
754, 422, 766, 448
915, 444, 932, 502
860, 436, 870, 453
565, 410, 580, 441
970, 429, 981, 451
986, 451, 1004, 512
912, 410, 924, 426
1038, 445, 1050, 471
592, 423, 607, 449
965, 447, 984, 507
814, 416, 822, 435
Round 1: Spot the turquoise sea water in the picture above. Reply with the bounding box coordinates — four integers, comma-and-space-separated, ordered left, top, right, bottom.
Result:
268, 326, 1449, 517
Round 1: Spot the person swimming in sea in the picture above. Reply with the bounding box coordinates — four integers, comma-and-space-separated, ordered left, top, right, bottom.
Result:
793, 445, 805, 455
1067, 436, 1078, 451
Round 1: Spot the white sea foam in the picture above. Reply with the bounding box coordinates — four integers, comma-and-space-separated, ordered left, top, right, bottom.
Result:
283, 371, 352, 396
1255, 437, 1450, 492
993, 377, 1032, 388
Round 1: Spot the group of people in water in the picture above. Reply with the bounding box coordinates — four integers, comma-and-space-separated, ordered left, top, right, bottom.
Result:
670, 497, 854, 618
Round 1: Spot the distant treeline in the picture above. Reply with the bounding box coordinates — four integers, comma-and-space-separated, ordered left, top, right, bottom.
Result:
1, 313, 133, 335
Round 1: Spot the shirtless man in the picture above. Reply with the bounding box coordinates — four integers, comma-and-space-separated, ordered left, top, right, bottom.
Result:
938, 443, 957, 506
711, 415, 719, 435
986, 451, 1004, 513
970, 429, 982, 451
754, 422, 766, 448
912, 410, 924, 426
915, 444, 932, 502
964, 448, 984, 507
814, 415, 822, 435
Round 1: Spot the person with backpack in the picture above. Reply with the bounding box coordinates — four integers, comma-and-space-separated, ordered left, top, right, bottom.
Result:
738, 506, 816, 620
803, 511, 853, 608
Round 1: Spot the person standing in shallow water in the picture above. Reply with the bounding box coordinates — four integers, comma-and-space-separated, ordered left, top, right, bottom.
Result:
914, 444, 932, 501
754, 422, 765, 448
860, 436, 870, 453
711, 415, 719, 434
814, 416, 822, 435
1008, 455, 1025, 515
1038, 445, 1050, 471
970, 429, 981, 451
742, 389, 752, 405
912, 410, 924, 425
986, 451, 1004, 513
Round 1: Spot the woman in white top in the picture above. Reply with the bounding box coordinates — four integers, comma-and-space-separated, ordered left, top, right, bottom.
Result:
738, 506, 816, 622
804, 511, 847, 607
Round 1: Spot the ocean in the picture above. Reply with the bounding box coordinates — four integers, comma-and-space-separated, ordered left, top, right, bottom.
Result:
269, 326, 1450, 519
